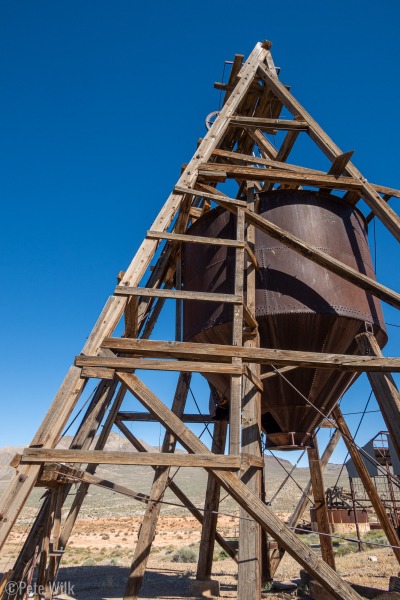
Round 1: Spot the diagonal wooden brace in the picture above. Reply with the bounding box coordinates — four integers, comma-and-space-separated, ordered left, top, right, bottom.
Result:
116, 372, 363, 600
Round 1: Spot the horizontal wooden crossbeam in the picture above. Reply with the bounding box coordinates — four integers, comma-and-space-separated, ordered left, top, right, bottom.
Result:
229, 117, 308, 131
199, 163, 365, 189
99, 338, 400, 372
146, 230, 245, 247
76, 356, 243, 375
114, 286, 242, 304
118, 412, 215, 423
19, 448, 244, 469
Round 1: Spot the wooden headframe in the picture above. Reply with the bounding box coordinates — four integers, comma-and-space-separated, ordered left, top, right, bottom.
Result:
1, 40, 400, 600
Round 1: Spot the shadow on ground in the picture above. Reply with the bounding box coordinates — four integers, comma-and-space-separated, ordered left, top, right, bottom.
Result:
57, 565, 237, 599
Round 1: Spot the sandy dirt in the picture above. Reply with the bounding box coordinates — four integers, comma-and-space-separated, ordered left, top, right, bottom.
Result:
2, 515, 399, 599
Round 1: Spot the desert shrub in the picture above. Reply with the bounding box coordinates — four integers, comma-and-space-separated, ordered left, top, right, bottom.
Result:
363, 530, 388, 548
335, 542, 359, 556
82, 558, 96, 566
213, 549, 229, 561
171, 546, 198, 563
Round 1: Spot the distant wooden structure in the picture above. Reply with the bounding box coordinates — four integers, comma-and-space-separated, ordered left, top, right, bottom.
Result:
1, 40, 400, 600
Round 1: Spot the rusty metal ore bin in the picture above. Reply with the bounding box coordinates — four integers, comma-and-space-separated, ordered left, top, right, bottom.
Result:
182, 190, 387, 448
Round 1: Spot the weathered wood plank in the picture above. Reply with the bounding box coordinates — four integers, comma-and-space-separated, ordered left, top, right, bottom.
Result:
308, 438, 336, 569
99, 338, 400, 372
117, 412, 214, 423
146, 230, 245, 248
75, 356, 243, 375
199, 163, 363, 189
229, 116, 308, 131
114, 285, 242, 304
197, 420, 228, 581
20, 448, 242, 470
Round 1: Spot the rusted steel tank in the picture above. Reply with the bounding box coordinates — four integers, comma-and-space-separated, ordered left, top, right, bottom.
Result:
182, 189, 387, 448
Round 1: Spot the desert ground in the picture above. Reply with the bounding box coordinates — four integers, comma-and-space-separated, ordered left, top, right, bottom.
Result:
1, 435, 399, 598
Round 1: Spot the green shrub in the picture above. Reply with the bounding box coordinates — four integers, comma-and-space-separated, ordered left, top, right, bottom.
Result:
335, 542, 359, 556
171, 547, 198, 563
82, 558, 96, 566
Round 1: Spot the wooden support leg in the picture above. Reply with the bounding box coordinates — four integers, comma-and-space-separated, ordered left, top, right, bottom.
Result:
55, 384, 127, 568
268, 429, 341, 577
238, 183, 262, 599
117, 373, 363, 600
356, 332, 400, 461
333, 406, 400, 564
9, 379, 118, 587
230, 208, 245, 455
123, 373, 191, 600
196, 420, 228, 581
238, 362, 262, 600
36, 489, 55, 598
44, 485, 63, 600
308, 436, 336, 570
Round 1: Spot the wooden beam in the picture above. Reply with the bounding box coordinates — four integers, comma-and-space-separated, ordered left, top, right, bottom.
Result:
308, 437, 336, 570
332, 406, 400, 565
117, 412, 215, 423
268, 429, 342, 577
76, 356, 244, 375
239, 184, 262, 599
99, 338, 400, 372
19, 448, 242, 470
212, 147, 326, 175
257, 62, 400, 242
124, 372, 190, 599
229, 116, 308, 131
197, 420, 228, 581
146, 230, 245, 247
39, 463, 151, 505
199, 163, 363, 189
230, 206, 245, 454
116, 372, 363, 600
356, 332, 400, 462
114, 286, 242, 304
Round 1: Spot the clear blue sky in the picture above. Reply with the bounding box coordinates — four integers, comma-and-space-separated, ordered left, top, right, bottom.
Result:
1, 1, 400, 470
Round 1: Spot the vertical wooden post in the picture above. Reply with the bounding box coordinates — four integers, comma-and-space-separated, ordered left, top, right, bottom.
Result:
238, 183, 262, 600
36, 489, 55, 598
348, 478, 364, 551
175, 251, 182, 342
230, 208, 245, 455
356, 332, 400, 461
123, 373, 191, 600
196, 419, 228, 580
332, 405, 400, 564
308, 436, 336, 570
45, 485, 64, 599
268, 428, 342, 577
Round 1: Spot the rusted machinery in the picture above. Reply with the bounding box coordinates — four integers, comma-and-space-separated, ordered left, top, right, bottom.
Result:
183, 189, 387, 448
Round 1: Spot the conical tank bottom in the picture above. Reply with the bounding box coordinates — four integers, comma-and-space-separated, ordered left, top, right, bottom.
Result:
182, 190, 387, 446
